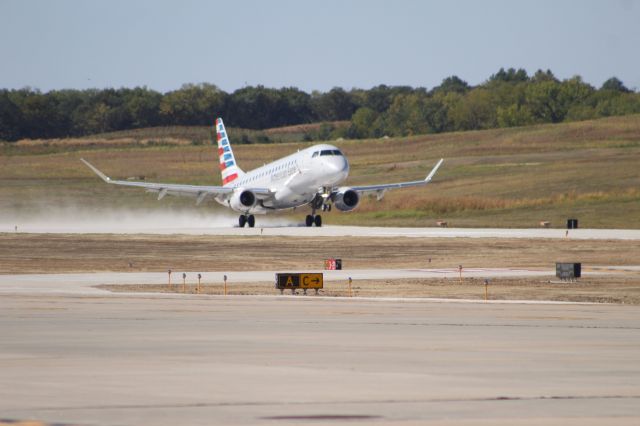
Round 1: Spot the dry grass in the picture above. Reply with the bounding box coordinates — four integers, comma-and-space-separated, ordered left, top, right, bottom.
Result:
1, 233, 638, 274
2, 121, 350, 154
4, 233, 639, 304
262, 121, 349, 135
1, 114, 640, 227
357, 189, 640, 214
11, 136, 193, 148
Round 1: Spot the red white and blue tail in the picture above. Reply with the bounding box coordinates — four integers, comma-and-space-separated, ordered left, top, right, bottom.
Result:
215, 118, 244, 186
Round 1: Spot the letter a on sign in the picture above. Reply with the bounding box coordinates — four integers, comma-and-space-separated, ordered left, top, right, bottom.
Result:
286, 276, 294, 286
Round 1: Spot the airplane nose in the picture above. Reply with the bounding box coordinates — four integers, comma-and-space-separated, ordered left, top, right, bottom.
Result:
325, 156, 348, 172
324, 156, 349, 182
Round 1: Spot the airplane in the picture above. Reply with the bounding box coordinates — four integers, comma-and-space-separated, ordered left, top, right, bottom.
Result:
81, 118, 443, 228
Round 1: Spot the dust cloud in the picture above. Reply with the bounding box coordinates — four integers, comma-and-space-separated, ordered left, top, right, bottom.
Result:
1, 205, 298, 234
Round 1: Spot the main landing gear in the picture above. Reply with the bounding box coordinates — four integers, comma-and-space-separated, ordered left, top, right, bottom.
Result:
238, 214, 255, 228
305, 214, 322, 227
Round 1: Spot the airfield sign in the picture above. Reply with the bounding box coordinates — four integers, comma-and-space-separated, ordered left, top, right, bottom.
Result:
275, 273, 323, 290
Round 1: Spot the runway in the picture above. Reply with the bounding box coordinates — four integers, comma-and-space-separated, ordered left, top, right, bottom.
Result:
5, 221, 640, 240
192, 225, 640, 240
1, 293, 639, 425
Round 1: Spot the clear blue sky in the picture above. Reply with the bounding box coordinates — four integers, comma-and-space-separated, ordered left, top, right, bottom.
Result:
1, 0, 639, 93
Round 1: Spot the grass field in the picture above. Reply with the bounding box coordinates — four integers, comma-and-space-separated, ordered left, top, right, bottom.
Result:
2, 233, 638, 273
1, 114, 639, 228
3, 233, 639, 304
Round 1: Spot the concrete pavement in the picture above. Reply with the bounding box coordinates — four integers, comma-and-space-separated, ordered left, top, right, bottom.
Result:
5, 220, 640, 240
1, 293, 639, 425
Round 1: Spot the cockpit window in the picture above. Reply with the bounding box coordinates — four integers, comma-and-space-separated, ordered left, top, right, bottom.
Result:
312, 151, 319, 158
319, 149, 343, 156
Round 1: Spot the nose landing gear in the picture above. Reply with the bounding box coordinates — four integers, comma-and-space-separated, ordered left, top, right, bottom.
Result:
238, 214, 255, 228
305, 192, 331, 227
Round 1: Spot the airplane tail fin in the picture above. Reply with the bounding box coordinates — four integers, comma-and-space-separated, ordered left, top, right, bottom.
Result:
215, 118, 244, 186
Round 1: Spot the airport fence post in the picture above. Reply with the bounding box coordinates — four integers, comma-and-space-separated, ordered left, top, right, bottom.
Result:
459, 265, 463, 283
197, 273, 202, 294
484, 279, 489, 301
348, 277, 353, 297
168, 269, 172, 291
182, 273, 186, 293
224, 274, 228, 296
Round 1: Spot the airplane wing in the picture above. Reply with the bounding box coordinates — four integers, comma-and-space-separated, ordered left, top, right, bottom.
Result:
80, 159, 271, 204
349, 158, 444, 198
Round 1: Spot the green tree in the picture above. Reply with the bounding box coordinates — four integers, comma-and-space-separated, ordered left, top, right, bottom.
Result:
0, 90, 23, 140
557, 76, 595, 122
349, 107, 379, 138
381, 92, 453, 136
432, 76, 470, 94
489, 67, 529, 83
360, 84, 415, 113
531, 69, 558, 83
449, 89, 497, 130
497, 104, 535, 127
421, 95, 451, 133
85, 103, 112, 134
525, 80, 566, 123
311, 88, 358, 121
276, 87, 314, 124
14, 89, 69, 138
0, 69, 637, 142
595, 92, 640, 116
124, 87, 163, 128
160, 83, 226, 126
600, 77, 630, 93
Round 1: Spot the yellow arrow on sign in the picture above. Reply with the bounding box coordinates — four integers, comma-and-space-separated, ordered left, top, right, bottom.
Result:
300, 273, 323, 289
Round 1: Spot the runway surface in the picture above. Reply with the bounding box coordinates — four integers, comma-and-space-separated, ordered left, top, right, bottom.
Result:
5, 221, 640, 239
1, 293, 639, 425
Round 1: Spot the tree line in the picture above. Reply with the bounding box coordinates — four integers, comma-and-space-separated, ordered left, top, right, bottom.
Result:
1, 68, 638, 142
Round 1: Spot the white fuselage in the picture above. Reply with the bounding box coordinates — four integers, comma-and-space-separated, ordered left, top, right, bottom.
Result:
215, 144, 349, 214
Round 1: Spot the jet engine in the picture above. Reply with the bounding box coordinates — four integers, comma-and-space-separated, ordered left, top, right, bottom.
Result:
229, 189, 256, 212
333, 187, 359, 212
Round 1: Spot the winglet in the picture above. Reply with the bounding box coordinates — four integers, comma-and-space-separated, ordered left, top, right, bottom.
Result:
424, 158, 444, 182
80, 158, 111, 182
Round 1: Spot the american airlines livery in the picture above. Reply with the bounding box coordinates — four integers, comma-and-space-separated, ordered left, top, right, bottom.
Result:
81, 118, 443, 227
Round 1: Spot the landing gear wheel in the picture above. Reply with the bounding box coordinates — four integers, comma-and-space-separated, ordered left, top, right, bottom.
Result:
314, 215, 322, 227
247, 215, 255, 228
305, 215, 314, 227
239, 215, 247, 228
